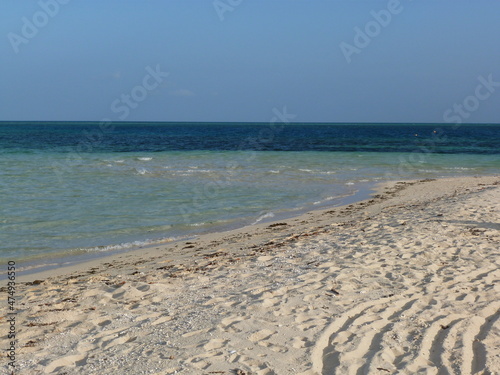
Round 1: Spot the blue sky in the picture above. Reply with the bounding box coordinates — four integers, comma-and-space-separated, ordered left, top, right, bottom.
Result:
1, 0, 499, 123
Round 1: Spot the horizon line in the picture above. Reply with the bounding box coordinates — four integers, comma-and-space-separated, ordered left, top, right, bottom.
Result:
1, 121, 499, 126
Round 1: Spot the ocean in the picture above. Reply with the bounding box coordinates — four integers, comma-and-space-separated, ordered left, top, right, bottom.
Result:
1, 122, 499, 266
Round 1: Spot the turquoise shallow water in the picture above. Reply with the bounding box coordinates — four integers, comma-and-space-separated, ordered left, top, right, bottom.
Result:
0, 123, 499, 263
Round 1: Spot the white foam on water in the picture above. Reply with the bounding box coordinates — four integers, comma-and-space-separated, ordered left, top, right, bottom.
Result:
188, 222, 207, 227
136, 167, 149, 175
313, 195, 341, 205
185, 169, 213, 173
252, 212, 275, 225
83, 241, 151, 252
81, 235, 182, 253
137, 157, 153, 161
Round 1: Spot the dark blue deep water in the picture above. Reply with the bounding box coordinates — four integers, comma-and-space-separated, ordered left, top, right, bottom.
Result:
1, 122, 499, 154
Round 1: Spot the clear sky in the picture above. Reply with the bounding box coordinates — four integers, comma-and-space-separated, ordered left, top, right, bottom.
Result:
1, 0, 499, 123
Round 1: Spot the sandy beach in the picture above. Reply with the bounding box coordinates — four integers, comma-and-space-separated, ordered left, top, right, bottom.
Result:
3, 176, 499, 374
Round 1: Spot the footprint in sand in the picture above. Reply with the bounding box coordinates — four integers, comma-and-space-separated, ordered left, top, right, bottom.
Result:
203, 338, 229, 351
97, 319, 112, 327
249, 329, 275, 343
219, 315, 245, 333
44, 353, 88, 373
292, 336, 313, 348
187, 357, 211, 370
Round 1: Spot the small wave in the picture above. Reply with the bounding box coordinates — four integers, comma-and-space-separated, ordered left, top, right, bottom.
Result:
189, 222, 207, 227
136, 167, 149, 175
321, 195, 337, 202
313, 196, 338, 205
186, 169, 213, 173
83, 240, 152, 253
102, 159, 124, 166
269, 170, 280, 174
82, 236, 180, 253
298, 168, 336, 175
345, 182, 355, 185
137, 157, 153, 161
252, 212, 275, 225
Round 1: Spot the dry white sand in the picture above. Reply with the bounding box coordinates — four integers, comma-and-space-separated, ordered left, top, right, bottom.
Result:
2, 176, 499, 374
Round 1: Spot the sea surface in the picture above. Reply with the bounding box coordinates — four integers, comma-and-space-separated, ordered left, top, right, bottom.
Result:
1, 122, 499, 266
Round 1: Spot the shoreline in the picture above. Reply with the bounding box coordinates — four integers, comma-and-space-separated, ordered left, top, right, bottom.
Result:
13, 176, 496, 285
3, 175, 499, 374
13, 182, 376, 282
